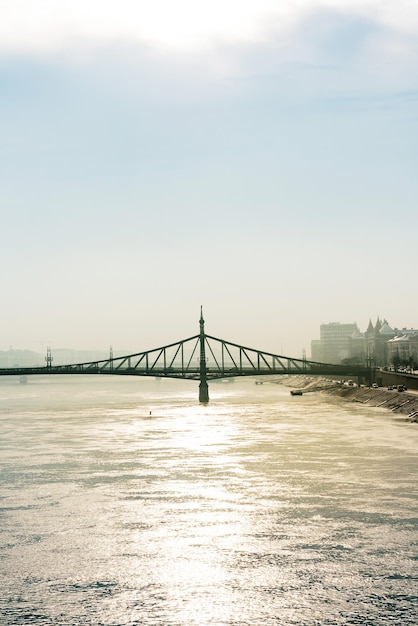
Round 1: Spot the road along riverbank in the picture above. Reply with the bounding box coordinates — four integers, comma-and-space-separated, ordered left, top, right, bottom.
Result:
276, 375, 418, 423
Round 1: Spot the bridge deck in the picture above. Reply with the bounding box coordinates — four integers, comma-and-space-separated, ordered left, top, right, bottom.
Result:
0, 314, 374, 399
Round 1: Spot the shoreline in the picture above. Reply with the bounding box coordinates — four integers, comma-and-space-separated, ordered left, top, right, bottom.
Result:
277, 375, 418, 423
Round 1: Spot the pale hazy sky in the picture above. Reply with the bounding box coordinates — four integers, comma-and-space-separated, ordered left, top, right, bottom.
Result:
1, 0, 417, 358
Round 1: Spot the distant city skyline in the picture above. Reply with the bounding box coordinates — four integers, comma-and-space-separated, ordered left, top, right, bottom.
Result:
2, 313, 416, 368
1, 1, 417, 358
311, 317, 418, 365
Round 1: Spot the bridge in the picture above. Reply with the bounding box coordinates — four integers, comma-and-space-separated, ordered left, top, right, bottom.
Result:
0, 309, 374, 402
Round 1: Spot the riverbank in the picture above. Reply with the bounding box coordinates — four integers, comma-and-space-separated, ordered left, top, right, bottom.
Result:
277, 375, 418, 422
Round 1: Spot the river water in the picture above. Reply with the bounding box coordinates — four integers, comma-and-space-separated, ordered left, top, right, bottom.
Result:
1, 375, 417, 625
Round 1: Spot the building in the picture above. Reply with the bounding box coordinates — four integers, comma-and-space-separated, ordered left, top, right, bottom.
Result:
0, 349, 42, 368
387, 331, 418, 368
364, 318, 396, 366
311, 317, 418, 367
312, 322, 359, 364
310, 339, 323, 362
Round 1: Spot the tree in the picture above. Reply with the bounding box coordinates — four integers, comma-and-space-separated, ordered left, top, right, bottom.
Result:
392, 353, 401, 371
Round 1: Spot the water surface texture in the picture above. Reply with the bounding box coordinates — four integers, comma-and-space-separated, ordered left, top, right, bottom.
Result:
1, 376, 417, 625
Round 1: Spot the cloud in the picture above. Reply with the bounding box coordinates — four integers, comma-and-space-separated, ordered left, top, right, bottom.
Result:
1, 2, 417, 354
1, 0, 418, 56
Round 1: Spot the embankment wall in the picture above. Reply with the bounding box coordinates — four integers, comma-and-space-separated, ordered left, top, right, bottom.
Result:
378, 371, 418, 391
280, 375, 418, 422
324, 386, 418, 421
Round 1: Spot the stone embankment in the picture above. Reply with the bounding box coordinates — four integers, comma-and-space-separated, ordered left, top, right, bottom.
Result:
279, 376, 418, 423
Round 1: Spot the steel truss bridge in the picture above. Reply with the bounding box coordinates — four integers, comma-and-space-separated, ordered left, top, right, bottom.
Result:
0, 310, 374, 402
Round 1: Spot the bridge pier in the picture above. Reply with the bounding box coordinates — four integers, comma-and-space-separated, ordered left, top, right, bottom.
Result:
199, 380, 209, 403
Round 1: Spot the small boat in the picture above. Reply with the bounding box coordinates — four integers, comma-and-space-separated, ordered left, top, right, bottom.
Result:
290, 390, 303, 396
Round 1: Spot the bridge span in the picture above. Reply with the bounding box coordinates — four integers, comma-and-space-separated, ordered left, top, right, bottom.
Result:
0, 309, 374, 402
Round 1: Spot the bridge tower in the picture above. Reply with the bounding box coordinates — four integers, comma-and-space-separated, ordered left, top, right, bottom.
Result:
45, 347, 53, 369
199, 307, 209, 403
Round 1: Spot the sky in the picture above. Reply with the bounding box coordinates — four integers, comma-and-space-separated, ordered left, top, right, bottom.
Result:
1, 0, 418, 359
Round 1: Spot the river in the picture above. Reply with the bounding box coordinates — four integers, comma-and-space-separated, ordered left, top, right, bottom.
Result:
1, 375, 417, 625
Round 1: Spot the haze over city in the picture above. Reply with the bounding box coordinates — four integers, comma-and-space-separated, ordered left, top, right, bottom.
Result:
1, 1, 417, 359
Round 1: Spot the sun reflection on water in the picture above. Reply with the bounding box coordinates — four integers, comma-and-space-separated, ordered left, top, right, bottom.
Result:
1, 376, 418, 624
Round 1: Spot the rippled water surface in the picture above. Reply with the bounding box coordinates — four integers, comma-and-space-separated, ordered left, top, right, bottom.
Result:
1, 376, 417, 625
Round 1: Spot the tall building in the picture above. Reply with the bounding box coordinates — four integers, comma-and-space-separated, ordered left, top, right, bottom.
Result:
311, 317, 417, 367
313, 322, 359, 364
